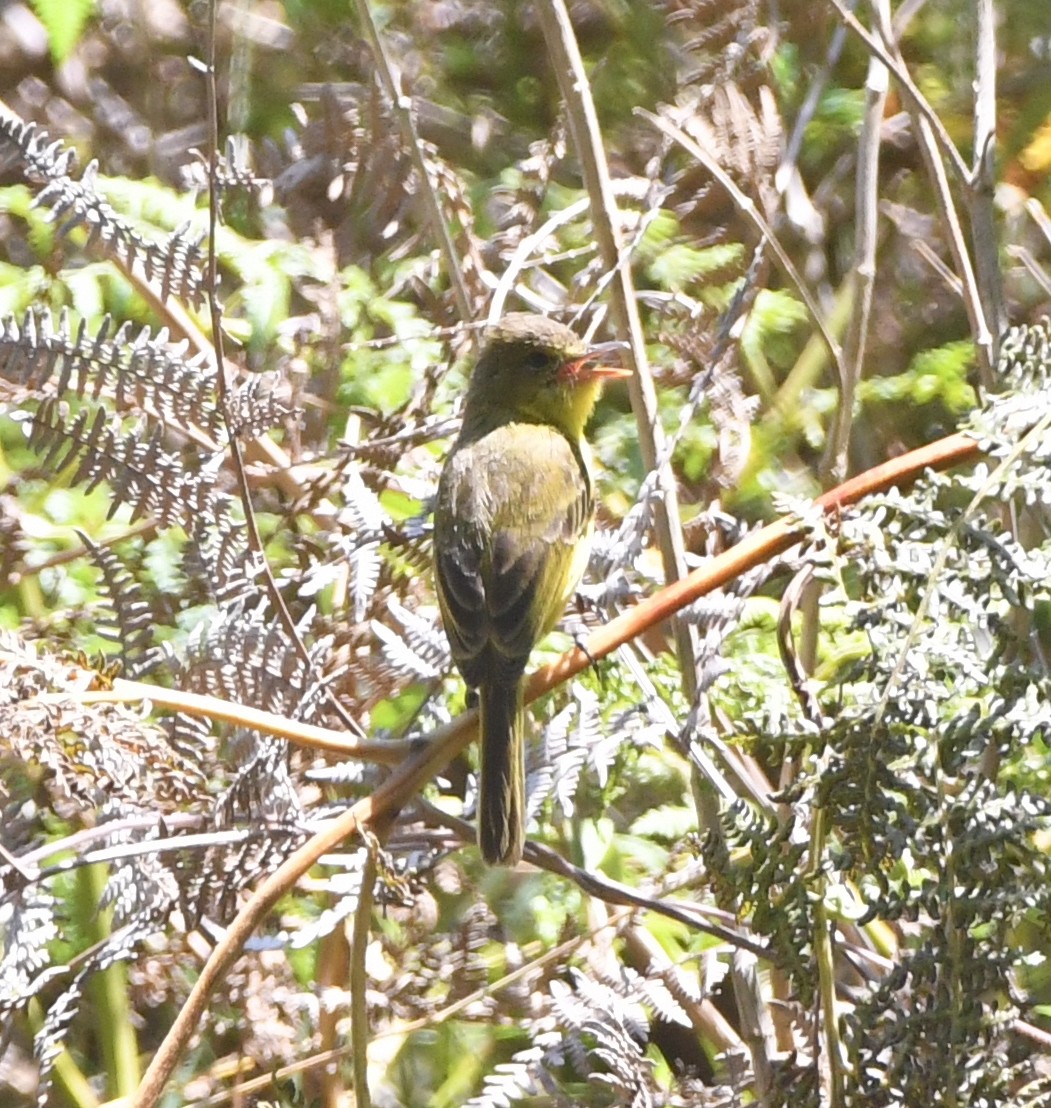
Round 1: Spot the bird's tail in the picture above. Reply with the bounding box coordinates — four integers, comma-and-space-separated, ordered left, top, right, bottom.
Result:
478, 681, 525, 866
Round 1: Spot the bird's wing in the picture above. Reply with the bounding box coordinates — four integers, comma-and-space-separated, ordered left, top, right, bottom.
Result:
434, 421, 592, 689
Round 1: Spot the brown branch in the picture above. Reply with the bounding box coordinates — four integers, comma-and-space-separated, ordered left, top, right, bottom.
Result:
130, 425, 981, 1107
531, 430, 981, 693
425, 801, 767, 956
34, 683, 410, 764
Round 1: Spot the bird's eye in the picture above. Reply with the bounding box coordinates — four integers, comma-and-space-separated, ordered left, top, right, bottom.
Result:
522, 350, 551, 372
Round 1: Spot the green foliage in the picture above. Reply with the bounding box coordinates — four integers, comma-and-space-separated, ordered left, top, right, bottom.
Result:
29, 0, 96, 63
859, 339, 977, 414
741, 288, 810, 376
2, 1, 1051, 1105
646, 241, 746, 297
703, 323, 1051, 1099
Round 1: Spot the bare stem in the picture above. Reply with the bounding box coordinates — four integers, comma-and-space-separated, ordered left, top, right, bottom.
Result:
353, 0, 474, 331
823, 0, 889, 483
970, 0, 1004, 358
867, 3, 993, 383
535, 0, 701, 701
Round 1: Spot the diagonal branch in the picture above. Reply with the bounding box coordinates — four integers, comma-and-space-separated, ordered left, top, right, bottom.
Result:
130, 422, 983, 1107
535, 0, 701, 701
826, 0, 969, 184
352, 0, 474, 331
34, 681, 410, 764
822, 0, 889, 485
866, 1, 993, 384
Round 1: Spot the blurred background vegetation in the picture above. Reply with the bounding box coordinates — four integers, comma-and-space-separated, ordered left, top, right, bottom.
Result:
2, 0, 1051, 1105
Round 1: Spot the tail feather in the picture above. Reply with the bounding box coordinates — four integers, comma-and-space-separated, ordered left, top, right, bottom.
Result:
478, 681, 524, 866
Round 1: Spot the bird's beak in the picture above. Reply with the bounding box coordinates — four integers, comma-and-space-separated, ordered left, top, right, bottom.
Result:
563, 340, 632, 383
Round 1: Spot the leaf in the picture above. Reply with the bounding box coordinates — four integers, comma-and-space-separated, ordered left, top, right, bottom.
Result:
859, 339, 976, 413
647, 241, 744, 292
30, 0, 97, 64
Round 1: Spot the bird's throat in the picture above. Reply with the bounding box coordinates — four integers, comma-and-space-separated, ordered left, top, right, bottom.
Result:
468, 380, 601, 443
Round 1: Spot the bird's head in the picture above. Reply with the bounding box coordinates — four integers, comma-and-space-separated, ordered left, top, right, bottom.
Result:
465, 313, 630, 438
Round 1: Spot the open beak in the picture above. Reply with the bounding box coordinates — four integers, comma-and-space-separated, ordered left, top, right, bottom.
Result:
563, 340, 632, 383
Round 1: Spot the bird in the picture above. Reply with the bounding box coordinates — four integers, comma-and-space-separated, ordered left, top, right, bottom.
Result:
433, 313, 629, 865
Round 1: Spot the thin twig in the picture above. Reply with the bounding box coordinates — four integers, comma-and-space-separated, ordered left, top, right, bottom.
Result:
315, 921, 350, 1108
535, 0, 701, 702
823, 0, 889, 484
4, 813, 199, 874
424, 802, 769, 954
488, 181, 652, 323
622, 924, 743, 1054
826, 0, 969, 184
417, 800, 755, 940
867, 3, 993, 384
352, 0, 474, 331
487, 195, 592, 322
765, 275, 856, 430
1025, 196, 1051, 253
911, 237, 965, 296
190, 912, 1051, 1107
1007, 244, 1051, 299
204, 1, 366, 739
969, 0, 1004, 359
777, 0, 855, 195
732, 947, 776, 1100
811, 802, 846, 1105
350, 842, 376, 1108
777, 565, 825, 726
641, 107, 845, 387
189, 910, 640, 1106
19, 828, 263, 883
2, 520, 157, 587
33, 681, 411, 763
891, 0, 930, 37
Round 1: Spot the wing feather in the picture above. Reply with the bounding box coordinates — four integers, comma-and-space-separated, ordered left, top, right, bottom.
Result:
434, 421, 592, 689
